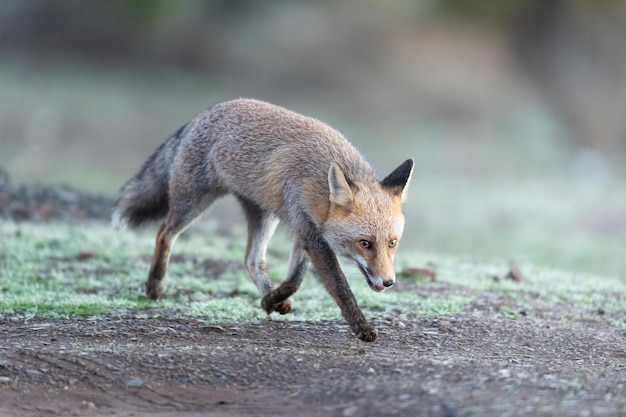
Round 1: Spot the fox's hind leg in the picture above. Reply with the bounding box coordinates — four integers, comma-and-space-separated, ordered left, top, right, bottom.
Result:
146, 186, 222, 300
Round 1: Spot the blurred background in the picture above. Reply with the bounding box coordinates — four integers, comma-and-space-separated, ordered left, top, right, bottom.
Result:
1, 0, 624, 277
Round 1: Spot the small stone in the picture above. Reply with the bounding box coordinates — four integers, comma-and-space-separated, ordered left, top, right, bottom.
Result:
81, 401, 97, 410
505, 262, 525, 282
77, 249, 97, 261
201, 325, 226, 334
342, 405, 359, 417
26, 369, 44, 377
125, 378, 143, 387
0, 376, 11, 384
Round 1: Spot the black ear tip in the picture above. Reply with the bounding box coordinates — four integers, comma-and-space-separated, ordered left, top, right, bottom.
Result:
398, 159, 415, 174
381, 158, 415, 189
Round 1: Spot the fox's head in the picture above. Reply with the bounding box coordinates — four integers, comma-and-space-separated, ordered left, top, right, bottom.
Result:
321, 159, 414, 292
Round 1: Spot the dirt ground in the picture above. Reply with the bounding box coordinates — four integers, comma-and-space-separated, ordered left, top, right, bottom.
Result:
1, 180, 625, 417
1, 309, 625, 417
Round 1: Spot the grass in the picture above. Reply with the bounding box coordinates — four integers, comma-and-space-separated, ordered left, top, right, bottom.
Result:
0, 219, 468, 321
1, 219, 624, 325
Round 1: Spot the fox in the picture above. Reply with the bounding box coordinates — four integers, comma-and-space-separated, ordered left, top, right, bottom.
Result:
112, 98, 413, 342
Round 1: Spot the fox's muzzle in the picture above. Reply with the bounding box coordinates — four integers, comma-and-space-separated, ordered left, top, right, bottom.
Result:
383, 279, 395, 288
357, 263, 395, 292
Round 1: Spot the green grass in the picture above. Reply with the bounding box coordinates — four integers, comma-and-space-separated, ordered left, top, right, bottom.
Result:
1, 219, 624, 324
0, 219, 469, 321
400, 252, 626, 316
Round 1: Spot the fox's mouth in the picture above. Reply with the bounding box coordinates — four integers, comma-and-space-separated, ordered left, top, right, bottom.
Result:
357, 264, 387, 292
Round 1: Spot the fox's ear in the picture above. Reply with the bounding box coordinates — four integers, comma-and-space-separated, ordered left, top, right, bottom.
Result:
381, 159, 414, 201
328, 162, 355, 208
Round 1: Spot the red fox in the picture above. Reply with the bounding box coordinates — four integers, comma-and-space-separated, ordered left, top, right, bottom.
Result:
113, 99, 413, 342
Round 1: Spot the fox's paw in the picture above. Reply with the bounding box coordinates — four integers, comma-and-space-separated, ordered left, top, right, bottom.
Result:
355, 325, 378, 342
145, 280, 163, 300
273, 300, 292, 315
261, 296, 292, 315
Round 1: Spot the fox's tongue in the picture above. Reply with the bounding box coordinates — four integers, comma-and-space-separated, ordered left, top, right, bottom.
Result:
372, 283, 386, 292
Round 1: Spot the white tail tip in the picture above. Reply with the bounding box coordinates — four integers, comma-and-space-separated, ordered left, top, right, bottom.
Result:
111, 208, 128, 231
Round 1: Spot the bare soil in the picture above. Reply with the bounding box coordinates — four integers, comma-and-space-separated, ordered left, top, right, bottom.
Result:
1, 306, 625, 417
1, 179, 625, 416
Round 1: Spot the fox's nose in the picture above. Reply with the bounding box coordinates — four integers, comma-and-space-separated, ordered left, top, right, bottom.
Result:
383, 279, 395, 288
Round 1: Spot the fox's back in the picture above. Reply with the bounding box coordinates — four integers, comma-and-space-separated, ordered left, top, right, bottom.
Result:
181, 99, 378, 219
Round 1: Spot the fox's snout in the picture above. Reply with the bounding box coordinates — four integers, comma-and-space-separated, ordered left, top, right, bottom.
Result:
383, 279, 395, 288
356, 261, 396, 292
369, 276, 395, 292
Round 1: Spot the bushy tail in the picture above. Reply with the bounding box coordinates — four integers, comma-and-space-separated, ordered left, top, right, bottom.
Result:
112, 124, 188, 229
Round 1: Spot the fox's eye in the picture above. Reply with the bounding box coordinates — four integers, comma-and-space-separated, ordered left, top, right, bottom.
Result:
388, 239, 397, 248
359, 240, 371, 249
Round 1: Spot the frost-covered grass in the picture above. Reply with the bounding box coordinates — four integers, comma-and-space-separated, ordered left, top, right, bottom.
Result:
1, 219, 624, 325
0, 220, 463, 322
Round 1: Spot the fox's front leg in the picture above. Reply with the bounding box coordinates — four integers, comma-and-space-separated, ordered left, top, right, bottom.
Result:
261, 238, 308, 315
305, 234, 377, 342
238, 197, 297, 314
